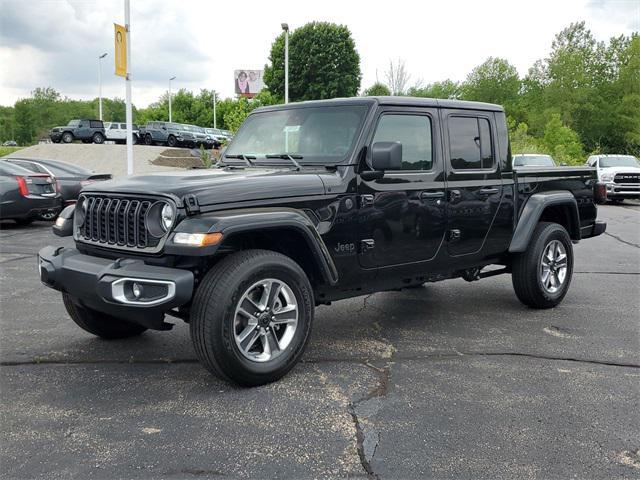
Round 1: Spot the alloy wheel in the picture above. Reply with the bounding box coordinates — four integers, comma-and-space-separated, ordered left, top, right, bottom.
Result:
233, 278, 298, 363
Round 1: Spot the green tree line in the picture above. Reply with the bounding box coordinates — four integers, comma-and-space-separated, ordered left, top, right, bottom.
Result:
1, 21, 637, 165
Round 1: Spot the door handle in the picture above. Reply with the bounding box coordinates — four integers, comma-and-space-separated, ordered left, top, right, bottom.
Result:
420, 191, 445, 200
479, 187, 499, 195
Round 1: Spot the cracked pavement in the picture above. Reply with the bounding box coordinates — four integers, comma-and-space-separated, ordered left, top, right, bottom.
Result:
1, 202, 639, 479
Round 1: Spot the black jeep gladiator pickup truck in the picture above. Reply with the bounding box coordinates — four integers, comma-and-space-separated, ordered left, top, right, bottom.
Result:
39, 97, 607, 386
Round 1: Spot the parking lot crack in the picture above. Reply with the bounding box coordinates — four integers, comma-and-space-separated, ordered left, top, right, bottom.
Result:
604, 232, 640, 249
348, 356, 394, 479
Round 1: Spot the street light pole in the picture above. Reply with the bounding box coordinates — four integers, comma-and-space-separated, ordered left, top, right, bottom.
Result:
168, 76, 176, 122
281, 23, 289, 104
124, 0, 133, 175
98, 53, 107, 120
213, 90, 217, 129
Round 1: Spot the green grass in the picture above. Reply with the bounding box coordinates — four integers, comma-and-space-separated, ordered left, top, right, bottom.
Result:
0, 146, 24, 157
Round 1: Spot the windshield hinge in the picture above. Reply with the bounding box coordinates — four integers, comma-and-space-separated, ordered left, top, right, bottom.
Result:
183, 194, 200, 215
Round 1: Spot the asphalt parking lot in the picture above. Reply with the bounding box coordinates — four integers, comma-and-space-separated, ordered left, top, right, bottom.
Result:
1, 202, 639, 480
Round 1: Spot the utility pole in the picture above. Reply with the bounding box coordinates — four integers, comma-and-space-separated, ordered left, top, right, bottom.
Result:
169, 76, 176, 122
213, 90, 217, 129
98, 53, 107, 120
124, 0, 133, 175
281, 23, 289, 104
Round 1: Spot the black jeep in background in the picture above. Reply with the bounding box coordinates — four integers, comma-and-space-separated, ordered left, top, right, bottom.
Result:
40, 97, 607, 387
49, 120, 106, 144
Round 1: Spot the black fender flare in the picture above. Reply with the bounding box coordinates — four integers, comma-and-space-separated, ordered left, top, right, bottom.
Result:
509, 191, 580, 253
167, 207, 338, 285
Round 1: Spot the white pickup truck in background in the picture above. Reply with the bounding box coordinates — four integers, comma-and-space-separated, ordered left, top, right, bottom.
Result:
587, 154, 640, 202
104, 122, 140, 145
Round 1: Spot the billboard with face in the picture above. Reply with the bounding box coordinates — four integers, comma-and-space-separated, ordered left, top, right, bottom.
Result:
234, 70, 264, 97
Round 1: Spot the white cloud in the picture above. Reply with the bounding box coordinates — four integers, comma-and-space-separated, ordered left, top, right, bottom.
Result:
0, 0, 637, 108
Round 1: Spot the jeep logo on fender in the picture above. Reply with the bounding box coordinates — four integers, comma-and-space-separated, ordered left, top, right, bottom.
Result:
334, 242, 356, 255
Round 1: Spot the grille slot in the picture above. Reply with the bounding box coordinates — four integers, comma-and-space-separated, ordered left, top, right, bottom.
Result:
614, 173, 640, 184
78, 195, 163, 250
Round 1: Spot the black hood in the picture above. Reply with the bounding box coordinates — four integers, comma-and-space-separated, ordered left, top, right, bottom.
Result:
82, 167, 327, 207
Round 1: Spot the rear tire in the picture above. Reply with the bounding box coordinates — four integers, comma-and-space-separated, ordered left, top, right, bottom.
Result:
92, 132, 105, 144
190, 249, 314, 386
62, 293, 148, 339
511, 222, 573, 309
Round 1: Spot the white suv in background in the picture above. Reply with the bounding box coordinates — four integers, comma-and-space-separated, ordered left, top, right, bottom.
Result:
104, 122, 140, 144
587, 154, 640, 202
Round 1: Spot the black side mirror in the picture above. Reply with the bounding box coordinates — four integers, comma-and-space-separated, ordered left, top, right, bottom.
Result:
371, 142, 402, 171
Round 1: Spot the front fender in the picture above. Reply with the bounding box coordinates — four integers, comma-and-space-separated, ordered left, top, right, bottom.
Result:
165, 207, 338, 285
509, 191, 580, 253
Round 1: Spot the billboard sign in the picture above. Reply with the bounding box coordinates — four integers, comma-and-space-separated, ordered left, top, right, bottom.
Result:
234, 69, 264, 97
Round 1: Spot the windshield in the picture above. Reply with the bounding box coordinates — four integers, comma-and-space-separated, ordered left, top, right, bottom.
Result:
226, 105, 369, 164
513, 155, 556, 167
169, 123, 185, 131
599, 156, 640, 168
68, 120, 80, 127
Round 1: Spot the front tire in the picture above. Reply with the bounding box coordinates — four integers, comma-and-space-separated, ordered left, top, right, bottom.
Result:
511, 222, 573, 309
62, 132, 74, 143
167, 135, 177, 147
144, 134, 153, 146
190, 250, 314, 386
62, 293, 148, 339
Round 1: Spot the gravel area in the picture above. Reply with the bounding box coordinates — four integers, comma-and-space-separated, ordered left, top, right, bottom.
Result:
1, 144, 192, 178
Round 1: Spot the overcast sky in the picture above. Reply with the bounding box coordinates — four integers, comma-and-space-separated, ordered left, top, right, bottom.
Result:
0, 0, 638, 108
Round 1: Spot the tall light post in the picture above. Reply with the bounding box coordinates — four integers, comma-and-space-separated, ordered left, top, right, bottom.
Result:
281, 23, 289, 104
98, 53, 108, 120
168, 76, 176, 122
213, 90, 217, 129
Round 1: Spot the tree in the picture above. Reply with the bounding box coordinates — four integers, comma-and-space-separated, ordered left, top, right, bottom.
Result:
384, 59, 411, 95
407, 80, 461, 99
263, 22, 361, 102
542, 114, 583, 165
362, 83, 391, 96
460, 57, 521, 110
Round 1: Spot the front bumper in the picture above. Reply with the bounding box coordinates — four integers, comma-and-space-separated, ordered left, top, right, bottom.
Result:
606, 183, 640, 198
38, 246, 194, 329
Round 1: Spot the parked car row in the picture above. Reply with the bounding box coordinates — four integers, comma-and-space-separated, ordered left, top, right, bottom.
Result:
49, 119, 233, 149
138, 122, 232, 149
0, 158, 111, 224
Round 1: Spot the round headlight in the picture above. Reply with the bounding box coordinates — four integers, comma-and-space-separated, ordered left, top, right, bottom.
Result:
146, 201, 175, 238
161, 203, 174, 231
75, 196, 87, 227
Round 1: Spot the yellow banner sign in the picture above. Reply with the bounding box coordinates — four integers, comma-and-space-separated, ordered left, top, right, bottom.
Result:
114, 23, 127, 77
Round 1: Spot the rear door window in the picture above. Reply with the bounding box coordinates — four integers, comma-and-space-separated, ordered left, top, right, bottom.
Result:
448, 116, 494, 170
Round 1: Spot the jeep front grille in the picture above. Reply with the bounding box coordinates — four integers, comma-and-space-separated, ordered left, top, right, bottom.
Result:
78, 195, 161, 250
614, 173, 640, 184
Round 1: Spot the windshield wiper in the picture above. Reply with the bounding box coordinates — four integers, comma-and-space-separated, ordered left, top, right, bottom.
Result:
223, 154, 257, 167
265, 153, 303, 170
